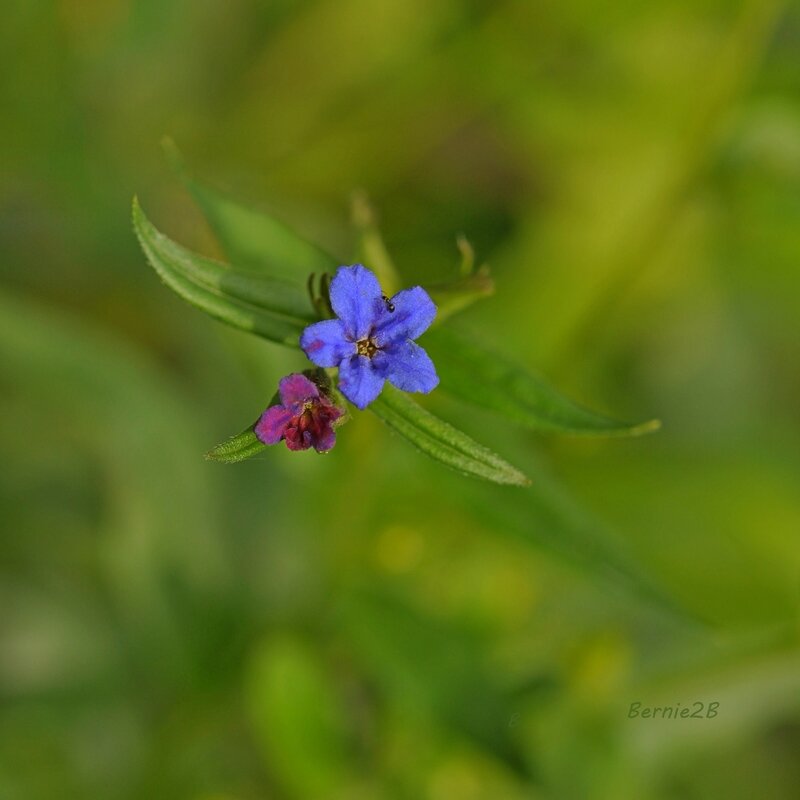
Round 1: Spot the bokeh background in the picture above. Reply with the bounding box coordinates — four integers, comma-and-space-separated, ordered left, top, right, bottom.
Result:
2, 1, 800, 798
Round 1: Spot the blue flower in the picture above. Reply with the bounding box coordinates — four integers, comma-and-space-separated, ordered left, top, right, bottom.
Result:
300, 265, 439, 409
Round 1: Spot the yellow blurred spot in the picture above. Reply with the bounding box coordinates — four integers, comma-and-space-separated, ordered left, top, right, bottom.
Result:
571, 634, 631, 702
374, 525, 424, 573
486, 564, 538, 624
429, 758, 483, 800
428, 752, 529, 800
194, 794, 241, 800
59, 0, 130, 48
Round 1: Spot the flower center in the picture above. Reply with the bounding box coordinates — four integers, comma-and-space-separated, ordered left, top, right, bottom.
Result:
356, 337, 379, 358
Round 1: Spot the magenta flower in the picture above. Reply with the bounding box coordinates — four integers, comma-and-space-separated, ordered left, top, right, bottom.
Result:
300, 265, 439, 409
255, 373, 344, 453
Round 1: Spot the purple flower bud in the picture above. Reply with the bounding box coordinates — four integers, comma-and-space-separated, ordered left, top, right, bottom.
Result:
255, 373, 344, 453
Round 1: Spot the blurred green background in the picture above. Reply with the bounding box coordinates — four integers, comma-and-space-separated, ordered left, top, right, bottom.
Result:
2, 1, 800, 798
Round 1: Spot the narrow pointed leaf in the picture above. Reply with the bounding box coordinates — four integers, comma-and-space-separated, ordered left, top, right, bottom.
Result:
164, 146, 497, 323
206, 427, 266, 464
370, 385, 530, 487
425, 326, 660, 437
133, 197, 308, 346
428, 269, 495, 325
163, 138, 338, 282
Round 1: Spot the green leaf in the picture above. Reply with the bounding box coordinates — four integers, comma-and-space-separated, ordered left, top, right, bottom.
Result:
163, 137, 338, 283
425, 326, 660, 437
205, 427, 266, 464
166, 145, 495, 323
369, 385, 530, 487
428, 268, 495, 325
133, 197, 309, 346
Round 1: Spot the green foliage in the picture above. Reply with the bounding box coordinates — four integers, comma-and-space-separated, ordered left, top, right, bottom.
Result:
206, 426, 266, 463
143, 147, 657, 483
427, 269, 495, 324
133, 198, 310, 345
370, 385, 530, 487
245, 637, 354, 797
162, 137, 338, 282
4, 2, 800, 798
426, 326, 660, 436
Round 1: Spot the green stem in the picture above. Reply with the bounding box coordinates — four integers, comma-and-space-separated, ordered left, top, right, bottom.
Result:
351, 190, 401, 295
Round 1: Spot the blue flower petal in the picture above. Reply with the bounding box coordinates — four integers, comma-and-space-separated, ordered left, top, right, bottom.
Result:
300, 319, 356, 367
382, 340, 439, 394
373, 286, 437, 347
338, 354, 386, 409
329, 265, 384, 340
